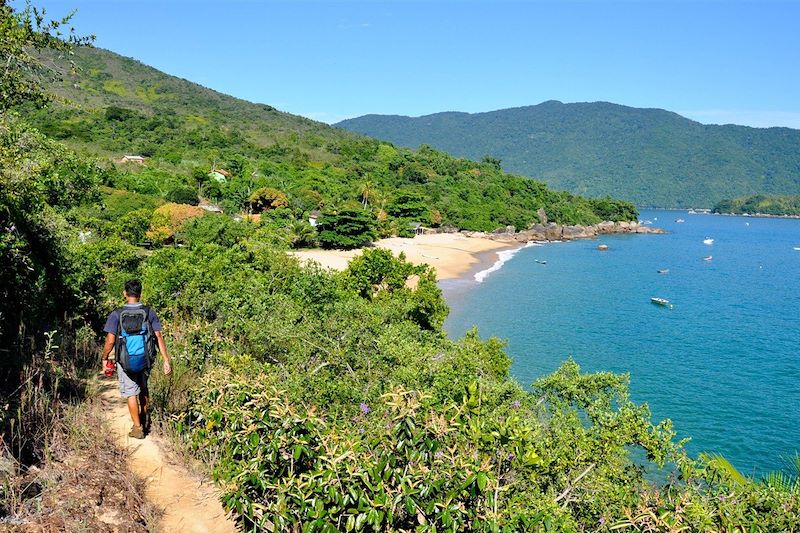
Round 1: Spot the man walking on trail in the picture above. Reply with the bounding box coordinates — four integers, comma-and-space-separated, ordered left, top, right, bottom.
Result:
101, 279, 172, 439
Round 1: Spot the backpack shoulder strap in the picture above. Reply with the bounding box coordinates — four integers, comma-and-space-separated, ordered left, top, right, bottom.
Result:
114, 308, 123, 337
141, 305, 153, 329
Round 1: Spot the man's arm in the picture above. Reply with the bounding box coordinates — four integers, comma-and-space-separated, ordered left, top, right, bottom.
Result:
101, 332, 115, 370
154, 330, 172, 375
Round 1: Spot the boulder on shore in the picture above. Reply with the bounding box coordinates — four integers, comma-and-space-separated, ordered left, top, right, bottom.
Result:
484, 220, 665, 243
536, 208, 548, 225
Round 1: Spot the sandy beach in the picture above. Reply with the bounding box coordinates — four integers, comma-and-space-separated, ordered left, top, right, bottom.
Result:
291, 233, 517, 280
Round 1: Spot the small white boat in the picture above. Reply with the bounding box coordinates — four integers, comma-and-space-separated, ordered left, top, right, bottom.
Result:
597, 244, 609, 251
641, 220, 653, 225
675, 218, 685, 223
794, 247, 800, 251
651, 297, 673, 309
703, 255, 713, 261
703, 238, 714, 245
657, 269, 669, 274
535, 259, 547, 265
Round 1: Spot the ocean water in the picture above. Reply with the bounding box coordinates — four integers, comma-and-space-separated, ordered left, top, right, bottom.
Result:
443, 210, 800, 476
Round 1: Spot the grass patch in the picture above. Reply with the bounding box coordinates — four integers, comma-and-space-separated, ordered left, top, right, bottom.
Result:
1, 394, 158, 531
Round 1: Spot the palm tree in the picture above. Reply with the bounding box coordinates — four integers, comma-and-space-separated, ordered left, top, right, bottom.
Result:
287, 221, 317, 249
370, 189, 389, 220
762, 454, 800, 493
358, 180, 374, 209
704, 452, 800, 493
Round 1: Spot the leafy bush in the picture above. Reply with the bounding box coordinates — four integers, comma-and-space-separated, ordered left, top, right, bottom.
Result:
0, 114, 105, 350
166, 185, 199, 205
179, 213, 256, 248
317, 208, 378, 249
115, 208, 152, 244
248, 187, 289, 213
146, 202, 205, 244
285, 220, 317, 249
343, 248, 420, 299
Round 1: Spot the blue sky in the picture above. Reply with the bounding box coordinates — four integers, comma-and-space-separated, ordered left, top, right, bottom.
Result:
26, 0, 800, 128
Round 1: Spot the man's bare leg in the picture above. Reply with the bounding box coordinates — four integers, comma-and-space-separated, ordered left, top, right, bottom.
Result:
127, 395, 141, 427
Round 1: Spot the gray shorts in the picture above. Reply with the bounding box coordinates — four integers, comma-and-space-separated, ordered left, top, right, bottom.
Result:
117, 363, 149, 398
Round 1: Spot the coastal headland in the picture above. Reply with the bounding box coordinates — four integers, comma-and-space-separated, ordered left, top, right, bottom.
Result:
292, 221, 665, 280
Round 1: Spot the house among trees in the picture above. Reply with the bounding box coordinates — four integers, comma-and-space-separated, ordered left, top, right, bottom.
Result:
208, 168, 231, 183
409, 222, 424, 236
308, 210, 322, 227
117, 155, 145, 164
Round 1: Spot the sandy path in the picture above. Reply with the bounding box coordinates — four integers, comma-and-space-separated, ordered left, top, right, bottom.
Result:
99, 381, 239, 533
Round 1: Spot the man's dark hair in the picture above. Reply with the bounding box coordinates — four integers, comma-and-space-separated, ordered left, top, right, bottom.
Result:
124, 279, 142, 298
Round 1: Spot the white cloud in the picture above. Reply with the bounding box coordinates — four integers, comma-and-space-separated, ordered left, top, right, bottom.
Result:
679, 110, 800, 129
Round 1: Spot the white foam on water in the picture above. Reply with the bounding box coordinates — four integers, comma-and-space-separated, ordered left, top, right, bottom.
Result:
474, 242, 541, 283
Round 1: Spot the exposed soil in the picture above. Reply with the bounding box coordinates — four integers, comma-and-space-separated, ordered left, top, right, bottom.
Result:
2, 396, 157, 532
98, 379, 239, 533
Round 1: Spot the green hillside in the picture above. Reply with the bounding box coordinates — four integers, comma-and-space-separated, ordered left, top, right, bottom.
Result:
713, 194, 800, 216
18, 48, 635, 233
336, 101, 800, 208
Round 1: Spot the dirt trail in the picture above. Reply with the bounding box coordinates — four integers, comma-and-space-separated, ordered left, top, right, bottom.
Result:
98, 380, 239, 533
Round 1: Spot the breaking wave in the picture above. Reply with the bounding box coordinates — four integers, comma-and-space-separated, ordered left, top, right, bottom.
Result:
474, 242, 541, 283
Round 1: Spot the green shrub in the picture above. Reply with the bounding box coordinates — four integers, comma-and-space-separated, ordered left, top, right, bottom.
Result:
179, 213, 256, 248
166, 185, 199, 205
114, 208, 152, 244
317, 208, 378, 249
248, 187, 289, 213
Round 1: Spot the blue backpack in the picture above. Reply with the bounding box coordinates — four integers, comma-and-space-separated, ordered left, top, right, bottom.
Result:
115, 306, 157, 373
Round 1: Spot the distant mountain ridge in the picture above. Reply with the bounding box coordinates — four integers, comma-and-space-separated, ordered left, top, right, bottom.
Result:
336, 101, 800, 207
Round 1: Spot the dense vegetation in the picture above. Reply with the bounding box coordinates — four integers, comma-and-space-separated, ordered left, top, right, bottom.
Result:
3, 4, 798, 530
17, 47, 637, 236
143, 219, 798, 532
713, 194, 800, 216
337, 101, 800, 208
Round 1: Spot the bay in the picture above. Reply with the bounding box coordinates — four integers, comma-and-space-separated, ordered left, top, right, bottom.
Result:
443, 210, 800, 476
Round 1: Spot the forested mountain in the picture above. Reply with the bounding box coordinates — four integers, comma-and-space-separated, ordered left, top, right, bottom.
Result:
18, 47, 635, 233
336, 101, 800, 208
713, 194, 800, 216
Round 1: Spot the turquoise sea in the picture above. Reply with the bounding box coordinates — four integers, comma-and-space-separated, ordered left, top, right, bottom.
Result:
443, 210, 800, 476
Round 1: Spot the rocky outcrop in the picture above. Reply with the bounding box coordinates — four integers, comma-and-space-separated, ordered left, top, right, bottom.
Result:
460, 221, 665, 243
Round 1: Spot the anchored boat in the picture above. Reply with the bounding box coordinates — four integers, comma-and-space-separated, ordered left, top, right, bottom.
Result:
651, 297, 673, 309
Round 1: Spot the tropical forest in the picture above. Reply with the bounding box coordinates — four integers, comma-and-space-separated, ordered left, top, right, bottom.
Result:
1, 3, 798, 531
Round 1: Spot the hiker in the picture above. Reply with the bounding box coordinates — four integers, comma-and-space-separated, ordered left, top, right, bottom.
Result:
101, 279, 172, 439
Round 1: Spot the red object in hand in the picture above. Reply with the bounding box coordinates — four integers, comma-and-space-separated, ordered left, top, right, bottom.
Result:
104, 359, 115, 377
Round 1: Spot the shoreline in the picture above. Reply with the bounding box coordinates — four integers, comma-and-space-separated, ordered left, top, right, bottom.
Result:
291, 221, 665, 285
704, 211, 800, 220
291, 233, 518, 281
